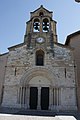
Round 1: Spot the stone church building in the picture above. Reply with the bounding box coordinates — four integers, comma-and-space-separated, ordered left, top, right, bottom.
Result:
0, 6, 77, 111
65, 31, 80, 111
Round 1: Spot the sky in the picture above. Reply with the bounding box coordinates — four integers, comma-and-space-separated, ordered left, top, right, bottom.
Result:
0, 0, 80, 54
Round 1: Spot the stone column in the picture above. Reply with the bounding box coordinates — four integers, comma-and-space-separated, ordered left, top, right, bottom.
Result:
17, 87, 20, 104
22, 87, 25, 106
49, 87, 53, 110
37, 87, 41, 110
40, 19, 43, 33
57, 88, 59, 106
20, 86, 22, 107
27, 86, 30, 109
16, 87, 21, 108
24, 86, 27, 108
51, 87, 53, 110
53, 88, 56, 109
59, 88, 61, 106
31, 21, 33, 32
56, 88, 59, 111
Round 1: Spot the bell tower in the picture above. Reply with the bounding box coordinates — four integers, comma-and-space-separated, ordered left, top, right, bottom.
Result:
24, 5, 57, 50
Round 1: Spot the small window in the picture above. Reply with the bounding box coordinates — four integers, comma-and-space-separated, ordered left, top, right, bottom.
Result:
39, 12, 44, 17
36, 50, 44, 66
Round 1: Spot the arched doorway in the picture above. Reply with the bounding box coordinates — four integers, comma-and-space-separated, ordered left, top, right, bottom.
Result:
19, 67, 54, 110
29, 76, 50, 110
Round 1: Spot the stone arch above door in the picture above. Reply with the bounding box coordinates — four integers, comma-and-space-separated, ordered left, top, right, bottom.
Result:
20, 66, 54, 86
29, 76, 50, 87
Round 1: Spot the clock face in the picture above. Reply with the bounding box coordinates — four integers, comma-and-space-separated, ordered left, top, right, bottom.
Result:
36, 37, 44, 43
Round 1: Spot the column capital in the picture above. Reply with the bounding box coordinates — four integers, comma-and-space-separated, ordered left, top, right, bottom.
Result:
50, 86, 53, 90
38, 86, 41, 90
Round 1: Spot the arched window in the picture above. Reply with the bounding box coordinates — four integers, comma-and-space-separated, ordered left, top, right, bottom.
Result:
33, 18, 40, 32
39, 12, 44, 17
43, 18, 49, 32
36, 50, 44, 66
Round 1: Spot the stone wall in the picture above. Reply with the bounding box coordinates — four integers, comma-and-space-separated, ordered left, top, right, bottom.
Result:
0, 53, 8, 104
2, 43, 77, 110
66, 33, 80, 111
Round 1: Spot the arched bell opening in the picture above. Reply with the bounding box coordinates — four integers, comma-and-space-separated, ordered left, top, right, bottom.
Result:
36, 50, 44, 66
33, 18, 40, 32
43, 18, 49, 32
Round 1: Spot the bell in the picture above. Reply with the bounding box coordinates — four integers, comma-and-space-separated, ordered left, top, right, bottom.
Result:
43, 22, 49, 26
34, 22, 39, 30
35, 22, 39, 26
44, 22, 47, 26
34, 26, 38, 30
43, 26, 48, 31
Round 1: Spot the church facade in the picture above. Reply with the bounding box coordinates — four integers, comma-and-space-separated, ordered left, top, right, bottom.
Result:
0, 6, 77, 111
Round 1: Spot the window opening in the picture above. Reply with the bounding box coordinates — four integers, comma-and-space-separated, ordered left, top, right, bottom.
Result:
33, 19, 40, 32
64, 68, 66, 78
15, 67, 17, 76
36, 50, 44, 66
43, 18, 49, 32
39, 12, 44, 17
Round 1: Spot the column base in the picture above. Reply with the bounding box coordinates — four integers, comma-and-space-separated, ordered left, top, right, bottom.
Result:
49, 104, 53, 110
37, 105, 41, 110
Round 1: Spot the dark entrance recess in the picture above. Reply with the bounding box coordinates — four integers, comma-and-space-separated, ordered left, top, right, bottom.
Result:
30, 87, 38, 109
41, 87, 49, 110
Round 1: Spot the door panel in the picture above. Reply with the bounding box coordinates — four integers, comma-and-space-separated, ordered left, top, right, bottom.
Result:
30, 87, 38, 109
41, 87, 49, 110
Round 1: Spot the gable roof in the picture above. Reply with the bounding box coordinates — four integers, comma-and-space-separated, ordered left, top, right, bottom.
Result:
30, 5, 53, 14
54, 42, 73, 50
65, 30, 80, 45
0, 52, 9, 57
8, 43, 25, 51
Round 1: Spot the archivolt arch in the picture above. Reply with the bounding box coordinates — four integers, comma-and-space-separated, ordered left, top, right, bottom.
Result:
20, 67, 55, 86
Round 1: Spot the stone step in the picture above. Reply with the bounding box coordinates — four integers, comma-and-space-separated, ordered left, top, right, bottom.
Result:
0, 107, 80, 120
0, 114, 78, 120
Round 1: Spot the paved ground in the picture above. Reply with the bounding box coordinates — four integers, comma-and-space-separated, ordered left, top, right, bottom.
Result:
0, 107, 80, 120
0, 114, 77, 120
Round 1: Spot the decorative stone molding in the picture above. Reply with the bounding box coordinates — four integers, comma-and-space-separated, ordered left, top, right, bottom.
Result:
20, 66, 54, 86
